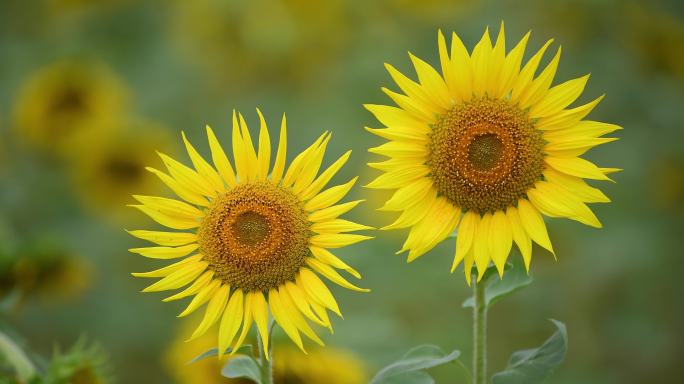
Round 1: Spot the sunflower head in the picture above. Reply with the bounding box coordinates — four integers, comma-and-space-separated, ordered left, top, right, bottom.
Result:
366, 23, 620, 284
129, 109, 371, 356
13, 60, 128, 155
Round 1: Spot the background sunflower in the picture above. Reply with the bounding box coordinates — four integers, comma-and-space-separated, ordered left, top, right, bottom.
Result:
0, 0, 683, 383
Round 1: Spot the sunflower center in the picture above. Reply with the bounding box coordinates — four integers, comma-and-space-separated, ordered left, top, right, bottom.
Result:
197, 182, 311, 292
232, 211, 270, 246
426, 97, 546, 214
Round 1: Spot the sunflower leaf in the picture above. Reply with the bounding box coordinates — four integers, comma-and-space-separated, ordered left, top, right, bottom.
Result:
462, 259, 532, 308
491, 319, 568, 384
221, 354, 261, 383
369, 344, 460, 384
190, 344, 252, 363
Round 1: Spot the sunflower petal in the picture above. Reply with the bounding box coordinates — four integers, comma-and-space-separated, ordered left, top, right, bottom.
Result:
182, 131, 224, 192
206, 125, 237, 187
189, 284, 229, 340
308, 200, 364, 223
506, 206, 533, 271
129, 243, 199, 259
255, 108, 271, 180
304, 178, 358, 212
271, 114, 288, 184
140, 261, 207, 292
307, 259, 369, 292
178, 280, 221, 317
218, 289, 243, 358
127, 230, 196, 246
489, 211, 513, 277
517, 199, 554, 256
452, 211, 478, 273
298, 269, 341, 317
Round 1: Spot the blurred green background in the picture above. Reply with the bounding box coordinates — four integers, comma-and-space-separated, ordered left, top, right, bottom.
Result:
1, 0, 682, 383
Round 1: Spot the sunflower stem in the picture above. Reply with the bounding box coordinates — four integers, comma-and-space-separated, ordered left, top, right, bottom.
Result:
473, 278, 487, 384
257, 334, 273, 384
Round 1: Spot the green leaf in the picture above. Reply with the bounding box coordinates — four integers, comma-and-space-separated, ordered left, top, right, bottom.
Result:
462, 260, 532, 309
190, 344, 252, 363
370, 344, 461, 384
492, 319, 568, 384
221, 355, 261, 383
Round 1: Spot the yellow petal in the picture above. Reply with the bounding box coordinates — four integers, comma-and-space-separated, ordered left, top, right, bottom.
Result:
158, 152, 215, 198
403, 198, 460, 261
530, 74, 590, 118
298, 269, 341, 317
163, 271, 214, 302
473, 213, 491, 281
378, 178, 433, 212
231, 292, 253, 353
218, 289, 243, 358
543, 168, 610, 203
544, 137, 618, 157
309, 246, 361, 279
278, 286, 324, 346
365, 125, 429, 143
282, 132, 328, 188
488, 22, 506, 95
127, 230, 196, 246
255, 108, 271, 180
269, 289, 305, 352
182, 131, 224, 192
383, 63, 437, 110
189, 284, 229, 340
365, 166, 430, 189
447, 31, 473, 101
517, 199, 554, 255
238, 112, 258, 181
511, 39, 554, 102
536, 95, 604, 131
270, 113, 288, 184
368, 141, 427, 159
206, 125, 237, 187
146, 167, 209, 207
307, 258, 369, 292
300, 150, 352, 201
304, 178, 358, 212
130, 205, 199, 230
364, 103, 426, 129
311, 219, 372, 234
471, 27, 493, 97
293, 134, 331, 195
530, 182, 602, 227
310, 234, 372, 249
132, 195, 203, 219
409, 52, 451, 109
129, 243, 199, 259
506, 206, 532, 271
132, 255, 202, 278
308, 200, 364, 223
545, 156, 611, 181
452, 211, 478, 273
178, 280, 220, 317
382, 190, 436, 230
488, 211, 512, 277
495, 30, 530, 98
250, 291, 270, 359
140, 261, 207, 293
232, 110, 249, 182
284, 281, 326, 326
518, 46, 562, 108
544, 120, 622, 141
381, 87, 437, 123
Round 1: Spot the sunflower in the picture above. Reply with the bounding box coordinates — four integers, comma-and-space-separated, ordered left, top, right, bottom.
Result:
165, 322, 367, 384
366, 23, 620, 284
13, 60, 128, 155
129, 109, 370, 356
67, 119, 174, 221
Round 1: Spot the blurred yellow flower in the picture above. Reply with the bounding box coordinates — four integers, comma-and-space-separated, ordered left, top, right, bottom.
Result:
366, 23, 620, 284
67, 120, 174, 221
0, 244, 91, 303
129, 110, 370, 356
13, 60, 128, 155
170, 0, 350, 89
166, 322, 366, 384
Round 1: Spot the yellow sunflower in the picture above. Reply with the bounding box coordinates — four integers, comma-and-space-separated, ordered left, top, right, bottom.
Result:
13, 60, 128, 155
129, 109, 370, 356
366, 23, 620, 284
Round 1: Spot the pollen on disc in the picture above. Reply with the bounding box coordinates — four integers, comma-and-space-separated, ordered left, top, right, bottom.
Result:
426, 97, 546, 214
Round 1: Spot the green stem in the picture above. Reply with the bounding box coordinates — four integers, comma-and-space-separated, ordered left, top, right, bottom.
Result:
257, 333, 273, 384
473, 279, 487, 384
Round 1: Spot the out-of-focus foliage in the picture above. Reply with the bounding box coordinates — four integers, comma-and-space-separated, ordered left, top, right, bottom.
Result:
0, 0, 682, 383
